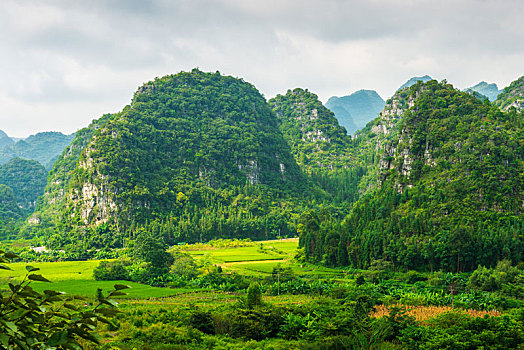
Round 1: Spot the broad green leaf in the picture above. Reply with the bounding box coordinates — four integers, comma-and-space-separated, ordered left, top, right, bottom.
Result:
44, 290, 65, 296
113, 284, 131, 290
4, 252, 18, 259
0, 264, 12, 270
28, 274, 52, 283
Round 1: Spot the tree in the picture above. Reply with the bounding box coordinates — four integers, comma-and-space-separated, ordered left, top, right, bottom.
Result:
246, 281, 262, 308
0, 250, 127, 349
132, 231, 174, 269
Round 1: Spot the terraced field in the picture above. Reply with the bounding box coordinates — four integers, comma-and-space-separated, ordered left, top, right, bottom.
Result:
180, 238, 343, 277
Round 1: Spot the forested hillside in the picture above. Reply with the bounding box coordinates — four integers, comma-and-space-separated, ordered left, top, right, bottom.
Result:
465, 81, 501, 101
301, 80, 523, 272
0, 184, 23, 239
495, 76, 524, 112
0, 158, 47, 212
269, 88, 366, 206
28, 70, 311, 250
0, 130, 14, 149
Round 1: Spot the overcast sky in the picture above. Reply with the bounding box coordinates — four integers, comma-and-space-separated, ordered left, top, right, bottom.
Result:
1, 0, 523, 137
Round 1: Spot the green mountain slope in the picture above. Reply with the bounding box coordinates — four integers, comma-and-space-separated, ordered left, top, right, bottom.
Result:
0, 158, 48, 212
269, 88, 364, 204
302, 80, 523, 271
0, 184, 23, 239
325, 90, 385, 134
22, 115, 112, 238
29, 70, 308, 249
494, 76, 524, 112
0, 130, 14, 149
269, 88, 353, 171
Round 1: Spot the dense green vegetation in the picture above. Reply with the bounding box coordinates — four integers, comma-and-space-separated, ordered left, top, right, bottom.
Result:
21, 114, 112, 240
28, 70, 312, 251
3, 239, 521, 349
269, 88, 353, 172
269, 88, 366, 205
494, 76, 524, 112
1, 71, 523, 348
0, 185, 23, 240
0, 158, 47, 212
0, 250, 126, 349
301, 80, 523, 272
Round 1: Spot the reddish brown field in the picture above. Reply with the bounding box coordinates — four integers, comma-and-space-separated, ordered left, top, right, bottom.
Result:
371, 304, 501, 322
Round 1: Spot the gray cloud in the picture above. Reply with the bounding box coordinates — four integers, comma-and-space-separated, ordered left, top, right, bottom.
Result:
0, 0, 523, 136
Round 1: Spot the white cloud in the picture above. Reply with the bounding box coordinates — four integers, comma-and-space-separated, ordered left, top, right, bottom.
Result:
0, 0, 523, 137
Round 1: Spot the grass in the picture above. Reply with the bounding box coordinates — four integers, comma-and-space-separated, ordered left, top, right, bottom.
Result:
0, 260, 100, 281
183, 239, 297, 263
26, 280, 196, 299
0, 260, 195, 299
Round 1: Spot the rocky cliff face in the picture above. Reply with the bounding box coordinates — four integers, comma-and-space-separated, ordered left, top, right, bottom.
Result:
21, 114, 112, 235
269, 88, 353, 172
349, 83, 422, 193
495, 76, 524, 112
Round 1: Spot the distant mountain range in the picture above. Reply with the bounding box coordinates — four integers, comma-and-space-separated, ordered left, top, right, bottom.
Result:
0, 130, 14, 149
325, 90, 385, 135
464, 81, 501, 101
0, 131, 75, 169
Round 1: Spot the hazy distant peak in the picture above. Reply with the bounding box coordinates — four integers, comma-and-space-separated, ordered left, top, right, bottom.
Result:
326, 89, 385, 135
465, 81, 501, 101
0, 130, 14, 149
397, 75, 432, 91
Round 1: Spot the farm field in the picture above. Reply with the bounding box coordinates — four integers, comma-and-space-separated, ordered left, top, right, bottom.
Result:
0, 238, 328, 298
179, 238, 344, 277
0, 238, 345, 298
1, 238, 522, 349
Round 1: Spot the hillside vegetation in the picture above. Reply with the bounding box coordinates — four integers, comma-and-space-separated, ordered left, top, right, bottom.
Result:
0, 158, 47, 212
29, 70, 311, 250
302, 80, 523, 272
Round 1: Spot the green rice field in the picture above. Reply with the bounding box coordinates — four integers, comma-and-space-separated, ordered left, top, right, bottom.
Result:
0, 260, 194, 298
0, 238, 342, 299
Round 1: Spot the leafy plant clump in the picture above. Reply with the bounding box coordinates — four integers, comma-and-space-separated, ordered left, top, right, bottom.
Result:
0, 249, 126, 348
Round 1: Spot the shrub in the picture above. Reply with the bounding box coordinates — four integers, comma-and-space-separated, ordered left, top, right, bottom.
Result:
93, 259, 132, 281
189, 310, 214, 334
0, 250, 126, 348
